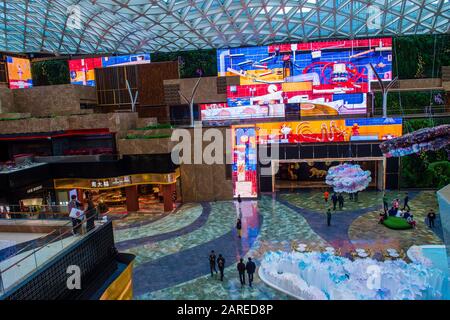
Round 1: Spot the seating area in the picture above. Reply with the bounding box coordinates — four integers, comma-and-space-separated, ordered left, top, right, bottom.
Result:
292, 241, 407, 261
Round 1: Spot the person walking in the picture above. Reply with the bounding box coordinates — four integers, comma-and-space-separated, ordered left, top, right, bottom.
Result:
209, 250, 217, 277
237, 194, 242, 207
246, 257, 256, 287
338, 193, 344, 210
323, 190, 330, 203
427, 210, 436, 228
237, 258, 246, 286
382, 193, 389, 212
331, 193, 338, 211
326, 209, 332, 226
403, 192, 410, 211
217, 254, 226, 281
68, 194, 83, 235
236, 218, 242, 238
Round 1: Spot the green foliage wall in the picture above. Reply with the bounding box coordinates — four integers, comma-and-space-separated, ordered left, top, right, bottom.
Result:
373, 91, 447, 115
151, 49, 217, 78
394, 34, 450, 79
31, 60, 70, 86
400, 118, 450, 189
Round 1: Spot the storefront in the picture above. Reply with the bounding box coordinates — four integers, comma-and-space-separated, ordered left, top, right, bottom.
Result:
53, 170, 181, 213
231, 118, 403, 197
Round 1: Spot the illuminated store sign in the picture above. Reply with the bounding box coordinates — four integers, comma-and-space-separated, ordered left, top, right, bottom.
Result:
54, 170, 180, 190
26, 185, 43, 194
90, 176, 131, 188
255, 118, 402, 144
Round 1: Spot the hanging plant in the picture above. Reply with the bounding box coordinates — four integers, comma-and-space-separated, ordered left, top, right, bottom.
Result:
379, 124, 450, 158
415, 53, 425, 78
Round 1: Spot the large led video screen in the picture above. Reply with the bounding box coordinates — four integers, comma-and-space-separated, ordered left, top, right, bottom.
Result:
69, 53, 151, 86
6, 56, 33, 89
200, 102, 285, 121
101, 53, 151, 67
218, 38, 392, 117
256, 117, 402, 144
232, 126, 258, 198
69, 57, 102, 86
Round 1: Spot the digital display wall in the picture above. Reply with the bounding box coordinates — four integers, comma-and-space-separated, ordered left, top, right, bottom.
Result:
200, 102, 284, 121
232, 126, 258, 198
256, 117, 402, 144
6, 56, 33, 89
69, 53, 151, 86
218, 38, 392, 117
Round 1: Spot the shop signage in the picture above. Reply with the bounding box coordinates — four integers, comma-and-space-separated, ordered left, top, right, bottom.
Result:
27, 185, 43, 194
90, 176, 132, 188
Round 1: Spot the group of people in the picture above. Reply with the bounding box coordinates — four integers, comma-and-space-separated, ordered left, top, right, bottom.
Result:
380, 192, 417, 227
208, 250, 257, 287
327, 192, 346, 210
68, 192, 99, 235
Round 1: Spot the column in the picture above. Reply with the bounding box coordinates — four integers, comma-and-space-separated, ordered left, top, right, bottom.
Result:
125, 185, 139, 212
162, 184, 174, 212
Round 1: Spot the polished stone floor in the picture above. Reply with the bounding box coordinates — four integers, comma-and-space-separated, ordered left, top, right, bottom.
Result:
112, 190, 445, 300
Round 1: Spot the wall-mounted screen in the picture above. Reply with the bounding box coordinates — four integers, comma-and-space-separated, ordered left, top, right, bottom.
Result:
232, 126, 258, 198
218, 38, 392, 117
6, 56, 33, 89
200, 102, 284, 121
255, 117, 402, 144
101, 53, 151, 67
68, 57, 102, 86
69, 53, 151, 86
218, 38, 392, 83
227, 82, 367, 116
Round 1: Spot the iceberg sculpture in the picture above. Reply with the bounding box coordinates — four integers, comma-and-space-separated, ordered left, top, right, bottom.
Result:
259, 251, 447, 300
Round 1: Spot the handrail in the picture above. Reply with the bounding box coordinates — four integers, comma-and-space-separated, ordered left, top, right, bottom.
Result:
7, 228, 62, 259
0, 211, 105, 275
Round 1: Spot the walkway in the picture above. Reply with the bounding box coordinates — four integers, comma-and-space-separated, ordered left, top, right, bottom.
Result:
132, 202, 260, 295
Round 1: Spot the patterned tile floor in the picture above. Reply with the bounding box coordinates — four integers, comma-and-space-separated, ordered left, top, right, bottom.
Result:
111, 190, 445, 300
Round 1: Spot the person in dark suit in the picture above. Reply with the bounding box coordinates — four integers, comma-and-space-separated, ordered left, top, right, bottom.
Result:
236, 218, 242, 238
326, 209, 332, 226
427, 210, 436, 228
217, 254, 226, 281
403, 192, 410, 211
338, 193, 344, 210
237, 258, 246, 286
246, 257, 256, 287
209, 250, 217, 277
331, 193, 338, 210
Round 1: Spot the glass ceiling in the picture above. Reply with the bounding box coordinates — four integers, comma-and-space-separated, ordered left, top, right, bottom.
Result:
0, 0, 448, 54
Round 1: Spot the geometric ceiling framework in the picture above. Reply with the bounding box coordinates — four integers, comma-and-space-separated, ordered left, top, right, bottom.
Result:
0, 0, 449, 54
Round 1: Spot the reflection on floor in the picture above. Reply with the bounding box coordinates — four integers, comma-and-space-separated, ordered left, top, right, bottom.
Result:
111, 190, 445, 300
98, 194, 177, 215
